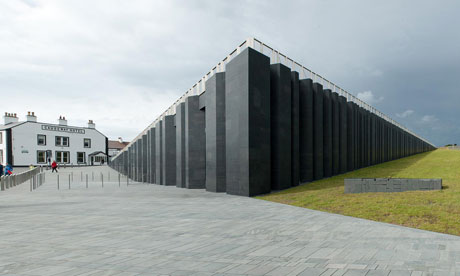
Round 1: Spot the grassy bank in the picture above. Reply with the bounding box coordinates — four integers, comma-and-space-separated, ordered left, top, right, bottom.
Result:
258, 148, 460, 235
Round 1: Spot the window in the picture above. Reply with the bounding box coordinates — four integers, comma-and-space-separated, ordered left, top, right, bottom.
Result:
95, 156, 105, 163
37, 151, 46, 164
84, 138, 91, 148
55, 136, 69, 147
0, 132, 3, 144
37, 134, 46, 146
77, 152, 86, 164
0, 149, 3, 164
56, 151, 70, 163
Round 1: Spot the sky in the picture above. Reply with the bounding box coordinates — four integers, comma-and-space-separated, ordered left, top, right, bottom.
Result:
1, 0, 459, 146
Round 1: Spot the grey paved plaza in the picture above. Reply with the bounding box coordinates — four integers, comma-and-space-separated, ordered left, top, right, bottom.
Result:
1, 166, 460, 276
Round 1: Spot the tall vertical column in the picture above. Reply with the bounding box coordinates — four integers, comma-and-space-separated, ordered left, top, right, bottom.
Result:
313, 82, 324, 180
291, 71, 300, 187
155, 120, 163, 185
185, 95, 206, 189
359, 107, 365, 168
128, 146, 133, 179
299, 79, 314, 182
205, 72, 226, 193
135, 141, 140, 181
365, 111, 371, 167
377, 115, 382, 164
225, 47, 271, 197
142, 134, 148, 182
162, 115, 176, 186
354, 103, 360, 169
346, 102, 355, 172
270, 63, 292, 191
123, 151, 128, 176
149, 127, 156, 183
331, 92, 340, 175
176, 103, 186, 188
323, 89, 333, 178
371, 114, 376, 165
339, 96, 347, 174
146, 129, 151, 183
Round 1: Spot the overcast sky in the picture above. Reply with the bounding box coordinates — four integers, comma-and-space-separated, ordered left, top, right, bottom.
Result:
1, 0, 459, 146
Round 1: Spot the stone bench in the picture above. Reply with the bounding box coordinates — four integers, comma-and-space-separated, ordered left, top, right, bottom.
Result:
344, 178, 442, 194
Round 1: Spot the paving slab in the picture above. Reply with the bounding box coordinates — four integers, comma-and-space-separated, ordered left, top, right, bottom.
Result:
0, 166, 459, 275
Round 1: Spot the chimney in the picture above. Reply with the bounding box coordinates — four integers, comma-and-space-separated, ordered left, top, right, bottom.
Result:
26, 111, 37, 122
88, 119, 95, 129
3, 112, 19, 125
118, 137, 123, 143
58, 116, 67, 126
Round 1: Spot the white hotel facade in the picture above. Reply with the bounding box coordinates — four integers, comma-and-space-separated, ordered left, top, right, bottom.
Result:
0, 112, 108, 167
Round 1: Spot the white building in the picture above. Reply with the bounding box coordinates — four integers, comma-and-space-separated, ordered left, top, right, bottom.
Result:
108, 137, 129, 160
0, 112, 108, 167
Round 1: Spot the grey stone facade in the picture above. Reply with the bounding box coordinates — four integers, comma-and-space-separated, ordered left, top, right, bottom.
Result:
345, 178, 442, 193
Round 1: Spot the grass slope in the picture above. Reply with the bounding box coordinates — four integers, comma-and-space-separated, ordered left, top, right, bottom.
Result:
258, 148, 460, 235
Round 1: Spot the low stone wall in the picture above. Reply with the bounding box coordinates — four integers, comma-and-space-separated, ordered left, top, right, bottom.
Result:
344, 178, 442, 194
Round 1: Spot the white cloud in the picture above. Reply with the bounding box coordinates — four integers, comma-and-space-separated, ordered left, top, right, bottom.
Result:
396, 109, 414, 118
356, 91, 384, 104
421, 115, 438, 123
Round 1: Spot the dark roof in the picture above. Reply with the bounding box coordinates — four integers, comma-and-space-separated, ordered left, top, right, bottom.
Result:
88, 151, 107, 157
0, 122, 26, 130
108, 140, 129, 150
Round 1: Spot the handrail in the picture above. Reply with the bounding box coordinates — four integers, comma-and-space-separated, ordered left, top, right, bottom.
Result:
0, 167, 41, 191
113, 37, 435, 161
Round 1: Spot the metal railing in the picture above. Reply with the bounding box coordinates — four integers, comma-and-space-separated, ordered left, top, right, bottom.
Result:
0, 167, 41, 191
54, 171, 131, 190
113, 37, 435, 161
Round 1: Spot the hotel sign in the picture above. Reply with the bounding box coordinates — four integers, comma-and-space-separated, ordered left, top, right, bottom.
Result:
42, 125, 85, 134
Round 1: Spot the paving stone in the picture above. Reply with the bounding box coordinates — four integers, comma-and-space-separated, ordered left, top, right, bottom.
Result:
0, 166, 457, 275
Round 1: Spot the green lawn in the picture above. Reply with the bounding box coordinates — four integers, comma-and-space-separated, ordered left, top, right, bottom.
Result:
258, 148, 460, 236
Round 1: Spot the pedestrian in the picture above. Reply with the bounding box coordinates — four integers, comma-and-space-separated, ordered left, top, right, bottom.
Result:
51, 160, 58, 173
4, 163, 13, 175
0, 163, 3, 176
29, 164, 35, 170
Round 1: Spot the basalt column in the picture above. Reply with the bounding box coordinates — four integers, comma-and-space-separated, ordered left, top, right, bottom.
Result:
346, 102, 354, 172
205, 72, 226, 193
185, 95, 206, 189
313, 82, 324, 180
353, 103, 360, 169
270, 63, 292, 191
137, 138, 142, 182
142, 134, 148, 182
323, 89, 333, 178
128, 146, 133, 179
225, 47, 271, 197
374, 114, 379, 165
123, 150, 128, 176
162, 115, 176, 186
176, 103, 186, 188
339, 96, 347, 174
331, 92, 340, 175
146, 130, 151, 183
299, 79, 314, 182
155, 120, 163, 185
149, 127, 156, 183
365, 110, 371, 167
291, 71, 300, 187
134, 141, 139, 181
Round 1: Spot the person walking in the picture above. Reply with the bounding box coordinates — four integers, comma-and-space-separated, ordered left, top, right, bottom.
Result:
4, 163, 13, 175
51, 160, 58, 173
